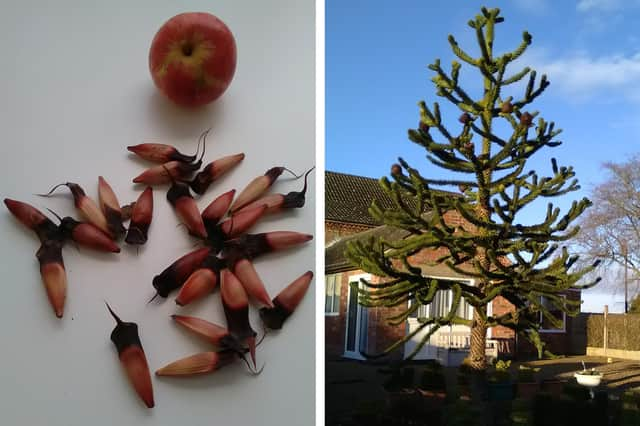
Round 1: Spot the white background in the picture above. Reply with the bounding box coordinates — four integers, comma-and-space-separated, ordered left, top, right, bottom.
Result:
0, 1, 315, 425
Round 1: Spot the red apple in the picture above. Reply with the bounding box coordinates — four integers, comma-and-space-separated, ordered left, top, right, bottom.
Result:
149, 12, 237, 108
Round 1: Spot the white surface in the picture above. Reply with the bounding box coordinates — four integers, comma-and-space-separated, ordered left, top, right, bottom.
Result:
574, 373, 603, 387
0, 1, 315, 425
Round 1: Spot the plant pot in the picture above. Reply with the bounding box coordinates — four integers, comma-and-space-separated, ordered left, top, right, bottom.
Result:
517, 381, 539, 400
488, 381, 514, 401
574, 373, 602, 387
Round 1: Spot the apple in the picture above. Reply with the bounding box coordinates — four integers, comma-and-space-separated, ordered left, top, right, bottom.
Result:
149, 12, 237, 108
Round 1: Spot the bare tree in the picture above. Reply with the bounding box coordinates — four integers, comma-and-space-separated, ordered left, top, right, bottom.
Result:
576, 155, 640, 309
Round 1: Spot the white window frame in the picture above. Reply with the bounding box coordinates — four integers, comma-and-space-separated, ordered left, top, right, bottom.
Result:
343, 273, 370, 360
538, 295, 566, 334
324, 273, 341, 316
407, 276, 475, 324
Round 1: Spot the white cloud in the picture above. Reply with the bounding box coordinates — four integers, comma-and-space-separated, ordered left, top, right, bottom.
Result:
528, 50, 640, 102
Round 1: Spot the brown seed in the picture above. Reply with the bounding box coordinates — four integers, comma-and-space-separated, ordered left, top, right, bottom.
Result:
222, 231, 314, 263
4, 198, 60, 243
37, 240, 66, 318
132, 161, 201, 185
175, 268, 218, 306
152, 247, 212, 298
190, 153, 245, 195
38, 183, 112, 237
233, 194, 284, 215
234, 167, 314, 215
98, 176, 126, 238
171, 315, 230, 346
155, 351, 235, 377
220, 269, 257, 365
201, 189, 236, 227
127, 143, 197, 164
65, 219, 120, 253
232, 258, 273, 308
219, 205, 267, 238
230, 166, 292, 212
106, 303, 154, 408
125, 187, 153, 245
260, 271, 313, 330
166, 180, 207, 239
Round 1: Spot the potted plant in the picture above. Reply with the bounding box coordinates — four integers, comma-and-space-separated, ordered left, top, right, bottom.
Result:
487, 359, 514, 401
516, 365, 540, 400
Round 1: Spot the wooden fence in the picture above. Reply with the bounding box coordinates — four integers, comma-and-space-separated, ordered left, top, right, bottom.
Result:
586, 308, 640, 360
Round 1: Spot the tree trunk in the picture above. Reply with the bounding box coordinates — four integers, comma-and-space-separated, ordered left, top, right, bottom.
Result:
469, 307, 487, 371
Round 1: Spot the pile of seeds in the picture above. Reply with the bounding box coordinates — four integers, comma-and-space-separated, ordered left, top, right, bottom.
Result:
4, 130, 314, 408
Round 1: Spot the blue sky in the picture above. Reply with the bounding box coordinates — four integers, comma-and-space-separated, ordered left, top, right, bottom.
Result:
326, 0, 640, 312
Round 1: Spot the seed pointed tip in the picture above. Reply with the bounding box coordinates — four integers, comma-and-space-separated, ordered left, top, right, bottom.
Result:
37, 182, 68, 197
147, 293, 159, 304
105, 301, 123, 324
45, 207, 63, 223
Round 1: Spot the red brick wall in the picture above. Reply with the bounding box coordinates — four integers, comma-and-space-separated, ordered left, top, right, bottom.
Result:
491, 296, 516, 339
364, 275, 406, 360
490, 296, 516, 357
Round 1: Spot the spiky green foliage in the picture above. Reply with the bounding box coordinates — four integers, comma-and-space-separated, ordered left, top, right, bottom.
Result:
345, 7, 600, 362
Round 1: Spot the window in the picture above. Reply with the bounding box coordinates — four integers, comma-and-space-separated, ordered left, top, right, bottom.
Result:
539, 295, 566, 333
410, 281, 474, 321
325, 274, 341, 315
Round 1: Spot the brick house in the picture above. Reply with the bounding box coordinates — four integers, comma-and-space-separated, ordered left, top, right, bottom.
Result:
325, 170, 582, 363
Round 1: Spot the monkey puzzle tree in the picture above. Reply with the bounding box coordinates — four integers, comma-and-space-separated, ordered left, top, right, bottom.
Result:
345, 7, 600, 371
